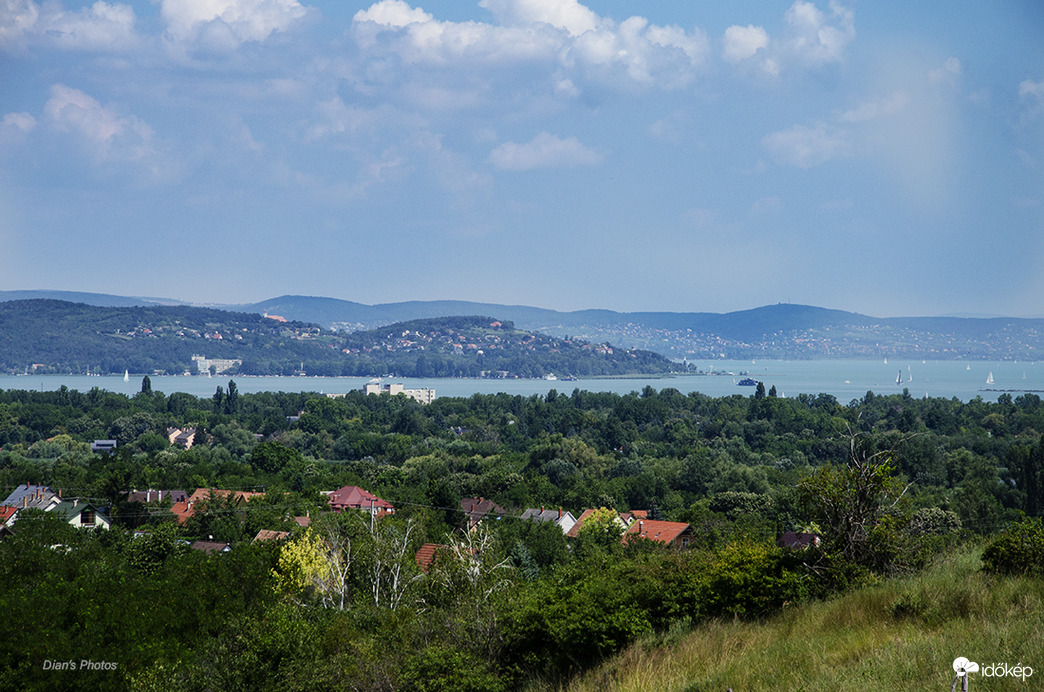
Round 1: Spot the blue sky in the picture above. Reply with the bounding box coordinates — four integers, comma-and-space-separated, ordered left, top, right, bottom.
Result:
1, 0, 1042, 317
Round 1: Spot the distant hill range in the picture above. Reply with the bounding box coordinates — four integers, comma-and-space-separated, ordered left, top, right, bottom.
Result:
0, 299, 678, 377
2, 290, 1042, 361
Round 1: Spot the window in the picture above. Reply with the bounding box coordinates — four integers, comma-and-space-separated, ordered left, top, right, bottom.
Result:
81, 510, 95, 526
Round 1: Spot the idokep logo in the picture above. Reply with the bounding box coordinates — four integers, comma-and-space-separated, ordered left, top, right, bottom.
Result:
951, 656, 1034, 688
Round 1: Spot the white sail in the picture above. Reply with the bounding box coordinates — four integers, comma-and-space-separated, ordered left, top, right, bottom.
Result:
123, 370, 129, 382
986, 371, 994, 385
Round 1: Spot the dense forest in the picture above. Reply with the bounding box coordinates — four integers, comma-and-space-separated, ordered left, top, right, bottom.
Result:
1, 381, 1043, 690
0, 301, 679, 378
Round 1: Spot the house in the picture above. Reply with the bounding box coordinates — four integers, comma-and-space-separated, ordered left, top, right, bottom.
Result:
777, 531, 821, 550
624, 520, 692, 549
171, 488, 265, 525
293, 513, 312, 528
327, 486, 395, 516
190, 540, 231, 554
362, 382, 436, 405
415, 543, 452, 572
2, 484, 61, 512
167, 428, 197, 449
47, 500, 111, 531
460, 497, 507, 531
126, 489, 188, 505
520, 507, 577, 535
91, 440, 117, 454
566, 508, 631, 539
253, 529, 290, 542
0, 506, 17, 539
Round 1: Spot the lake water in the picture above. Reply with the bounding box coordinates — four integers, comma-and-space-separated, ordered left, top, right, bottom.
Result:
2, 360, 1040, 403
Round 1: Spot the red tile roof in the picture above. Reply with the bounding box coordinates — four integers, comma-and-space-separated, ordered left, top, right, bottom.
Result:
415, 543, 452, 572
623, 520, 691, 546
328, 485, 394, 514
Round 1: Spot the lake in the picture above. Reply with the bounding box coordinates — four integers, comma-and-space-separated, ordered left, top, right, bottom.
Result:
2, 360, 1039, 403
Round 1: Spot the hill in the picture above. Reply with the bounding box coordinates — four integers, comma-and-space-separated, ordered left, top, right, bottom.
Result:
565, 548, 1044, 691
4, 291, 1043, 359
0, 301, 678, 377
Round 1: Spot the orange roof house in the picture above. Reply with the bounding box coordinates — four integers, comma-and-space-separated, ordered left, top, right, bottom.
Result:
171, 488, 265, 525
623, 520, 692, 549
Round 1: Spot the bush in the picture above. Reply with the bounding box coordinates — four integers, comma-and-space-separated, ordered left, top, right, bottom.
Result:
981, 517, 1044, 576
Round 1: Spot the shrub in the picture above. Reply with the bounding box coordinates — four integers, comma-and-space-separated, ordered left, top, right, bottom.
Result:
981, 517, 1044, 576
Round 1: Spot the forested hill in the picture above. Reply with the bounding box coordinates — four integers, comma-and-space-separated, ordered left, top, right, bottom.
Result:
338, 315, 681, 378
0, 301, 680, 377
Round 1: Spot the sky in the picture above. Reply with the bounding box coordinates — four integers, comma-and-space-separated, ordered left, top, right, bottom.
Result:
1, 0, 1043, 318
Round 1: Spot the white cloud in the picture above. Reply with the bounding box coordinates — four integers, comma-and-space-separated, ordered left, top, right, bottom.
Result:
1, 111, 36, 133
762, 123, 848, 168
160, 0, 307, 46
722, 24, 768, 62
783, 0, 854, 65
1020, 78, 1044, 101
488, 131, 602, 170
840, 91, 908, 123
44, 84, 154, 161
479, 0, 600, 37
928, 56, 961, 84
0, 0, 137, 52
351, 0, 707, 90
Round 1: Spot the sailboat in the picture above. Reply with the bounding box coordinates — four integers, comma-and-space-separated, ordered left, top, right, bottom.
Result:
123, 370, 129, 382
986, 372, 994, 385
896, 370, 902, 386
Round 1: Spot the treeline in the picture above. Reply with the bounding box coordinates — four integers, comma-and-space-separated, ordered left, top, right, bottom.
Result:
2, 384, 1044, 690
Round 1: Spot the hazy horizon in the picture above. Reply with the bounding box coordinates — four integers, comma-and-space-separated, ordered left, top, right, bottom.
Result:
2, 1, 1042, 318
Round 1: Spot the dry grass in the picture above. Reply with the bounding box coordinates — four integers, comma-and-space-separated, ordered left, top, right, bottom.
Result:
562, 549, 1044, 692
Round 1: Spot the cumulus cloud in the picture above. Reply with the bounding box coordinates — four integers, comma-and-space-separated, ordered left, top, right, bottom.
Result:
160, 0, 307, 47
351, 0, 707, 90
783, 0, 854, 65
44, 84, 155, 161
762, 123, 848, 168
479, 0, 599, 36
488, 132, 602, 170
722, 24, 768, 62
0, 0, 138, 52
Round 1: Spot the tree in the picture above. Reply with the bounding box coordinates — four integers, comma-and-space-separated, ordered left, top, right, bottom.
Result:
798, 432, 912, 573
225, 379, 239, 415
141, 375, 152, 394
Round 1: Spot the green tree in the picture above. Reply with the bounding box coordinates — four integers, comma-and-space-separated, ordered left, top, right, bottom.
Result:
141, 375, 152, 394
798, 433, 912, 573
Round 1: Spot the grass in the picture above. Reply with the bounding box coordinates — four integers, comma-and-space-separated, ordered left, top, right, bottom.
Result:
562, 548, 1044, 691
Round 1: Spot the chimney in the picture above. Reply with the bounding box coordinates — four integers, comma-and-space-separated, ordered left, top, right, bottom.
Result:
558, 507, 562, 519
639, 520, 644, 535
58, 489, 62, 499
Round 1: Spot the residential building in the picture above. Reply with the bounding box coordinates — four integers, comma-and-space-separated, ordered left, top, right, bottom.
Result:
520, 507, 577, 535
2, 484, 61, 512
362, 382, 436, 405
166, 427, 197, 449
126, 489, 188, 505
327, 485, 395, 516
460, 497, 507, 531
566, 508, 631, 539
777, 531, 822, 550
171, 488, 265, 525
48, 500, 111, 531
253, 529, 290, 542
191, 354, 241, 375
91, 440, 117, 454
623, 519, 692, 549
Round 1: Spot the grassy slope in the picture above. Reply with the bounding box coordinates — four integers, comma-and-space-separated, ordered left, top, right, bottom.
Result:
564, 549, 1043, 692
